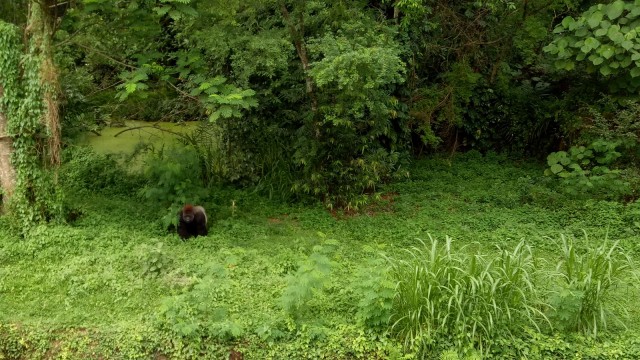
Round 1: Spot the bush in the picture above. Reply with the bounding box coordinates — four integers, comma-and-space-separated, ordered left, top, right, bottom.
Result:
351, 257, 395, 330
60, 146, 141, 194
141, 145, 209, 228
545, 140, 631, 199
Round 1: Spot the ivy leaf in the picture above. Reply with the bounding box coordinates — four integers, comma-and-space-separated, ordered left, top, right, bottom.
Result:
606, 1, 625, 20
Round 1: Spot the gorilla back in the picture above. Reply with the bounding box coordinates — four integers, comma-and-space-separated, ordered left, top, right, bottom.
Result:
177, 204, 208, 239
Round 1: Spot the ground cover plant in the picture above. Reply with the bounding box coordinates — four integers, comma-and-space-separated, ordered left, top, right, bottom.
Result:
1, 151, 640, 359
3, 0, 640, 358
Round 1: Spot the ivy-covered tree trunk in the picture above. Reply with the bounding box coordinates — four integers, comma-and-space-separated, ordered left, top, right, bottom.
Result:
0, 21, 21, 211
0, 85, 17, 209
26, 0, 61, 166
0, 3, 64, 228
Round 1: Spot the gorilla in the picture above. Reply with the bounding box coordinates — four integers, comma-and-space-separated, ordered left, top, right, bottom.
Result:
177, 204, 208, 240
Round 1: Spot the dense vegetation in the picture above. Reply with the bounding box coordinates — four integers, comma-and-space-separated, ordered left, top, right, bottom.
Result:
1, 0, 640, 359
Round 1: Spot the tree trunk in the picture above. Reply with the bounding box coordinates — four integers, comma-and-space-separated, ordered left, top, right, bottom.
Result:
280, 2, 318, 114
27, 0, 61, 167
0, 85, 17, 209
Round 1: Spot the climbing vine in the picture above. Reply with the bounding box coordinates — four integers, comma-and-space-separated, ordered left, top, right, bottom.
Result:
0, 13, 63, 231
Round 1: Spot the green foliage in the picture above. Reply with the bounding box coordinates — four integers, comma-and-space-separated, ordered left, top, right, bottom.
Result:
389, 236, 546, 357
550, 234, 634, 337
2, 155, 640, 358
351, 257, 395, 330
153, 261, 246, 352
545, 140, 630, 198
280, 243, 334, 319
580, 98, 640, 158
291, 21, 408, 209
134, 241, 173, 278
0, 18, 63, 230
141, 145, 208, 228
60, 146, 141, 194
545, 1, 640, 91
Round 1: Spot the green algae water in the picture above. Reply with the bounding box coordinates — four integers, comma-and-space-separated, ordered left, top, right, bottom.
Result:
77, 120, 199, 155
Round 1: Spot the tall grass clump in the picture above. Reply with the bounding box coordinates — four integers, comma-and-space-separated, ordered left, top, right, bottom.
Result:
550, 233, 634, 337
389, 236, 547, 357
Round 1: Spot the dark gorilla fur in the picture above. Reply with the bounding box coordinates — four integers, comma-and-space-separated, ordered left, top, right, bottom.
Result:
177, 204, 208, 239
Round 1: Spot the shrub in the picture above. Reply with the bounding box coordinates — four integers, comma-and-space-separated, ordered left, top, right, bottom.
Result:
545, 140, 631, 199
351, 257, 395, 330
60, 146, 140, 194
141, 145, 209, 228
134, 242, 173, 278
279, 245, 334, 320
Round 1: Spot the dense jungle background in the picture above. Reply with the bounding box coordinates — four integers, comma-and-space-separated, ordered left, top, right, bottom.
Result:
2, 0, 640, 359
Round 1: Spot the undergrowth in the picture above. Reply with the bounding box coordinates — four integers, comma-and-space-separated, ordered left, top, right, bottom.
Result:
1, 152, 639, 359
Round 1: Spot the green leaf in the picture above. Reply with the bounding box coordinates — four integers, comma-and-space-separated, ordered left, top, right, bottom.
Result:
551, 164, 564, 174
543, 43, 558, 54
608, 25, 626, 43
125, 83, 137, 93
575, 27, 589, 37
584, 37, 601, 50
600, 65, 613, 75
594, 28, 608, 37
591, 56, 604, 65
630, 67, 640, 77
562, 16, 576, 28
599, 45, 616, 59
622, 40, 635, 50
620, 57, 632, 67
588, 11, 604, 28
606, 1, 625, 20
